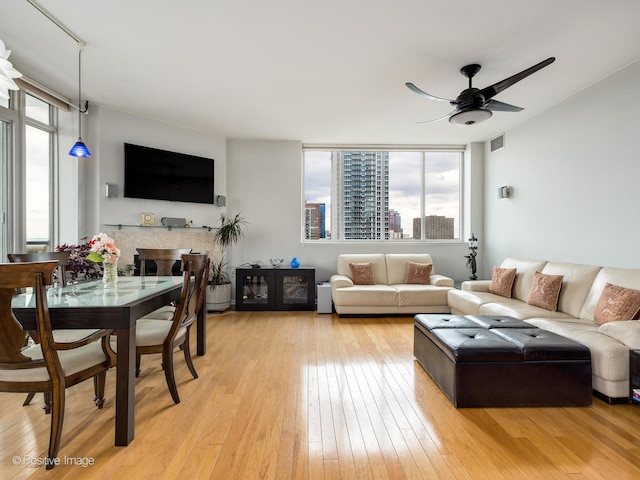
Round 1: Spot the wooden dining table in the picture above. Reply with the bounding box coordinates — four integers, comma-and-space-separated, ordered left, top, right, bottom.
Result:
11, 275, 207, 446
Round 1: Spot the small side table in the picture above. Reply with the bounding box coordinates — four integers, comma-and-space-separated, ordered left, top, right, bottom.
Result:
630, 350, 640, 404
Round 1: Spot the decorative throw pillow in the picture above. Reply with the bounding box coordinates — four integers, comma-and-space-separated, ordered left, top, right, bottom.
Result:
594, 283, 640, 324
528, 271, 563, 311
488, 267, 517, 298
405, 262, 433, 284
348, 262, 376, 285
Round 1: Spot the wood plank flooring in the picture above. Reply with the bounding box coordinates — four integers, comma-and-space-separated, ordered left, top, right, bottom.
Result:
2, 310, 640, 479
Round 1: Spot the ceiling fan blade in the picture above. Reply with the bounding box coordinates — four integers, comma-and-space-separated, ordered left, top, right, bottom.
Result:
485, 99, 524, 112
406, 82, 456, 103
479, 57, 555, 100
416, 109, 457, 124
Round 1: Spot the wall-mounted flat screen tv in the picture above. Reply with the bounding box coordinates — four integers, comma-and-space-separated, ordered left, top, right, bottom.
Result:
124, 143, 215, 204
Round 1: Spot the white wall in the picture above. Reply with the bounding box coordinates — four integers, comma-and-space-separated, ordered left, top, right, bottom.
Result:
483, 59, 640, 271
226, 139, 480, 283
82, 106, 227, 246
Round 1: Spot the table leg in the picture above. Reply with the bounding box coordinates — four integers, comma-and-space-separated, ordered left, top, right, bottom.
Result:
197, 295, 206, 356
115, 325, 136, 445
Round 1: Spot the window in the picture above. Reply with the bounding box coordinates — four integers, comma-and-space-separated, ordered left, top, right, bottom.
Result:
303, 148, 462, 241
0, 89, 59, 259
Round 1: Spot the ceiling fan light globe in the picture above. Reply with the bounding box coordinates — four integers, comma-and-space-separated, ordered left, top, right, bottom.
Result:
449, 108, 493, 126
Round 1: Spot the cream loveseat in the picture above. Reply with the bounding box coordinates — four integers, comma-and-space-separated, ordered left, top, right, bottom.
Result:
447, 257, 640, 401
330, 254, 454, 315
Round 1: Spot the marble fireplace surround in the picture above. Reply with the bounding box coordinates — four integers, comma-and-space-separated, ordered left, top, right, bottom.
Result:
107, 228, 219, 267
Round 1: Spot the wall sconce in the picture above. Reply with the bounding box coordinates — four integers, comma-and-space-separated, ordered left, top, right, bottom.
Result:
497, 186, 511, 198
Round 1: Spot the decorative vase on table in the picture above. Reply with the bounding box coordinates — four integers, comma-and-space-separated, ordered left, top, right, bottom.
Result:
290, 257, 300, 269
85, 232, 121, 289
103, 260, 118, 289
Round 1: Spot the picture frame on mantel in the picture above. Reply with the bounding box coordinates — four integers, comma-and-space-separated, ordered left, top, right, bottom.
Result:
141, 213, 155, 226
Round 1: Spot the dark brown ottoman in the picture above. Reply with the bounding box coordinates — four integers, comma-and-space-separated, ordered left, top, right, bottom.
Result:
414, 314, 592, 407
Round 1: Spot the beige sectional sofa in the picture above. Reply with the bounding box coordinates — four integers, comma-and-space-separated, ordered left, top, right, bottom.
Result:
330, 253, 454, 315
447, 257, 640, 401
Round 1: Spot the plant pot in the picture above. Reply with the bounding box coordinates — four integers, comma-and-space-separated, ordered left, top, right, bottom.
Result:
206, 283, 232, 312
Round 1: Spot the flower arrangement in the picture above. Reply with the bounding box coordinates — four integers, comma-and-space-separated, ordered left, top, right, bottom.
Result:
86, 233, 121, 264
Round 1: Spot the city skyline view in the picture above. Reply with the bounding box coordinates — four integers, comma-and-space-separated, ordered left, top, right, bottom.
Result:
304, 149, 461, 239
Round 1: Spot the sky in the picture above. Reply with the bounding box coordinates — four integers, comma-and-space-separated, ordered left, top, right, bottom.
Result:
304, 150, 460, 238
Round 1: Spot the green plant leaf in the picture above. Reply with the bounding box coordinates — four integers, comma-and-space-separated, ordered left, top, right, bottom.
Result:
86, 252, 104, 263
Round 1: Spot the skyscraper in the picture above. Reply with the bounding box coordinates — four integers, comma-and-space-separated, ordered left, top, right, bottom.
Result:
413, 215, 454, 239
304, 202, 326, 239
331, 151, 389, 240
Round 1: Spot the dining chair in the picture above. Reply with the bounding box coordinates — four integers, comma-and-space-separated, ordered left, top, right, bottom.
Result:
136, 247, 191, 276
0, 261, 116, 469
133, 252, 209, 403
8, 251, 71, 287
8, 251, 77, 410
136, 248, 192, 320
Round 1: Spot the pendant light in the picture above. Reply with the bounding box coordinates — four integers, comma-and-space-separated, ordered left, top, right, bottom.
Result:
69, 43, 91, 157
0, 38, 23, 99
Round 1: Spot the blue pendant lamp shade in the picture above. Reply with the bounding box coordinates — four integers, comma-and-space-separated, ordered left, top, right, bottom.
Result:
69, 44, 91, 158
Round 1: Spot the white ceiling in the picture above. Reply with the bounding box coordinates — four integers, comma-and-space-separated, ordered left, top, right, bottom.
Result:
1, 0, 640, 145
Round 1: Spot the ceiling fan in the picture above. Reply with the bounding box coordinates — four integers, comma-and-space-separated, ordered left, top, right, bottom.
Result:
406, 57, 555, 125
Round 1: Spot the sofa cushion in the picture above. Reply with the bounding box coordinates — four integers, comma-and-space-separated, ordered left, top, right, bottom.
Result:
396, 285, 450, 306
349, 262, 376, 285
580, 267, 640, 321
405, 262, 432, 284
386, 254, 434, 285
331, 285, 398, 307
500, 258, 548, 302
594, 283, 640, 324
528, 272, 563, 311
540, 262, 601, 318
479, 300, 574, 320
488, 267, 516, 297
336, 254, 388, 284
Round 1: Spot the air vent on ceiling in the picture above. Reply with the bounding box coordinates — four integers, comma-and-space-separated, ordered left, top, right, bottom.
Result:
490, 134, 505, 152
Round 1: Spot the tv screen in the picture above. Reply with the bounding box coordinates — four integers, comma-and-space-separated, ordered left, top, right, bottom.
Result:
124, 143, 215, 204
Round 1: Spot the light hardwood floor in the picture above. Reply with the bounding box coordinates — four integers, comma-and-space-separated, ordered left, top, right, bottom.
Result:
2, 310, 640, 479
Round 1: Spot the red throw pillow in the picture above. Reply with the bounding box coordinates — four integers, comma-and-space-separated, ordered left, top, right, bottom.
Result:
348, 262, 376, 285
528, 271, 563, 311
488, 267, 517, 298
594, 283, 640, 324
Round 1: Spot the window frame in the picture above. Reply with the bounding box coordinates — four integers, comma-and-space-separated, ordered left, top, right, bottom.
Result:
302, 145, 465, 244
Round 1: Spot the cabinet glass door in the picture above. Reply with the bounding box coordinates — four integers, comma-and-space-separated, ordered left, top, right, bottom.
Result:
237, 271, 275, 310
281, 274, 310, 305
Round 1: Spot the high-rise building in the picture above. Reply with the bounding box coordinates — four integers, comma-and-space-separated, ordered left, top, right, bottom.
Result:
331, 151, 389, 239
413, 215, 454, 239
304, 202, 326, 239
388, 208, 403, 238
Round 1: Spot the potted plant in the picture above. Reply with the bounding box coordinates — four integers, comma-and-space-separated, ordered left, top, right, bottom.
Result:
206, 213, 247, 311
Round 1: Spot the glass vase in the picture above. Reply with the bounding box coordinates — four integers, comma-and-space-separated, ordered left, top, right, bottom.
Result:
103, 261, 118, 289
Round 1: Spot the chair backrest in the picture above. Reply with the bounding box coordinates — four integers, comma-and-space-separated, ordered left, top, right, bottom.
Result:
0, 261, 56, 370
136, 248, 192, 276
168, 253, 210, 340
7, 252, 71, 287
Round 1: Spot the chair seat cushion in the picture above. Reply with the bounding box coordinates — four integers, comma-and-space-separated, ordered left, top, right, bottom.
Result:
140, 305, 176, 321
133, 319, 186, 347
0, 341, 110, 383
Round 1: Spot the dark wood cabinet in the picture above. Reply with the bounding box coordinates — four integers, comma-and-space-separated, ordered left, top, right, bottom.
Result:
631, 350, 640, 404
236, 268, 315, 311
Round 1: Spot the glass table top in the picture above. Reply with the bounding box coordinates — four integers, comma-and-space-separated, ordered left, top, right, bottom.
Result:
12, 276, 183, 309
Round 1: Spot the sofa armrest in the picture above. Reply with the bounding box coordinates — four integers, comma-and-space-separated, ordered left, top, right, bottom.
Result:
598, 320, 640, 349
330, 274, 354, 290
430, 274, 454, 287
461, 280, 491, 292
